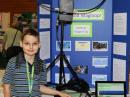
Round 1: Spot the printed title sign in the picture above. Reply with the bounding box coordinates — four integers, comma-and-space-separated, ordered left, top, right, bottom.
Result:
73, 9, 104, 20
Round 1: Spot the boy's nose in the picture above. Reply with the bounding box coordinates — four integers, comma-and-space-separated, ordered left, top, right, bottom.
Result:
29, 44, 33, 49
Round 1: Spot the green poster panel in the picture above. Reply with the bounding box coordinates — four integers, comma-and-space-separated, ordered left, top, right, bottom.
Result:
71, 22, 92, 37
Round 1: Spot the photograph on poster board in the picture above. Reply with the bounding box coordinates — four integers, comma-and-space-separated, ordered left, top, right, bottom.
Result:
56, 41, 71, 51
73, 65, 88, 74
92, 41, 108, 51
71, 22, 92, 37
75, 41, 91, 51
92, 74, 107, 85
92, 56, 108, 68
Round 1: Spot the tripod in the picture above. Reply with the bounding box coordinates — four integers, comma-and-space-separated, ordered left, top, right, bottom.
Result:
47, 21, 91, 97
47, 21, 78, 85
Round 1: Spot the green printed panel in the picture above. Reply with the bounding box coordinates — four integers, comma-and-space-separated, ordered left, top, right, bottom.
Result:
71, 22, 92, 37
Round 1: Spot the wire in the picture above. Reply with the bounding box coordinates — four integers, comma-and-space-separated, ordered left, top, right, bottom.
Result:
40, 4, 58, 13
40, 0, 106, 14
77, 0, 106, 12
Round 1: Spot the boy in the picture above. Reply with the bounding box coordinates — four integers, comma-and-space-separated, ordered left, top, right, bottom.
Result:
2, 29, 71, 97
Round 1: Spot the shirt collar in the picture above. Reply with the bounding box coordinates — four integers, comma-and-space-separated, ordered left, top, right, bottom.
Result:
16, 52, 43, 66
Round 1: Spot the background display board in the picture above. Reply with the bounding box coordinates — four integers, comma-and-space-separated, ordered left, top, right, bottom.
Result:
38, 0, 115, 89
113, 0, 130, 93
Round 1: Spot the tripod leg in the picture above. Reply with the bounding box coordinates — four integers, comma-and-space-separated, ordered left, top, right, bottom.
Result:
60, 58, 66, 84
59, 55, 64, 84
47, 54, 60, 71
63, 54, 78, 79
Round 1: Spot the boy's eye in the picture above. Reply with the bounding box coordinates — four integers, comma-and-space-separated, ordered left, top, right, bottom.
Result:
33, 43, 38, 45
24, 43, 29, 45
23, 42, 38, 45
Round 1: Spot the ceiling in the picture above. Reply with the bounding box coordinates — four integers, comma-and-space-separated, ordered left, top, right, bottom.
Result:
0, 0, 37, 12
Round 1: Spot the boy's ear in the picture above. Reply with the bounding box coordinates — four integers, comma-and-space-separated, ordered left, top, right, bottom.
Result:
20, 41, 23, 47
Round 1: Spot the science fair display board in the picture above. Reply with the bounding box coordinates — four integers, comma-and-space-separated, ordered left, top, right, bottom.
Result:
38, 0, 113, 88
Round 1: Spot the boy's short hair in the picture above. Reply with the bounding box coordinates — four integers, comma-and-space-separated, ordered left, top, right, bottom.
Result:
21, 29, 39, 41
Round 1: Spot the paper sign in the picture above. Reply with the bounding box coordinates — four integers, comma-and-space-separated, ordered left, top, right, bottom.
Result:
71, 22, 92, 37
75, 41, 90, 51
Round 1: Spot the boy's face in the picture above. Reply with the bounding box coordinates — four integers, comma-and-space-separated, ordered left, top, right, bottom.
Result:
20, 35, 40, 57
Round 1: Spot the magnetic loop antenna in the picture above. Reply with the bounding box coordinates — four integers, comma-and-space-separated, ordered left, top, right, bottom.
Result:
59, 0, 74, 22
